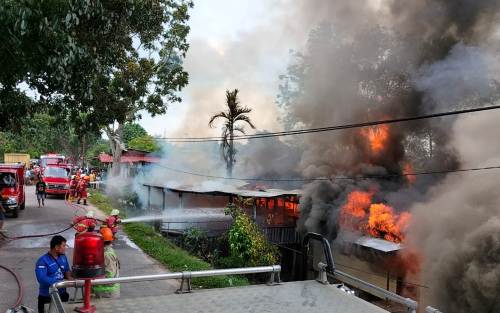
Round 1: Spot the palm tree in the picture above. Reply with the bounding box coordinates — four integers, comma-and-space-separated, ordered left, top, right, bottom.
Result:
209, 89, 256, 177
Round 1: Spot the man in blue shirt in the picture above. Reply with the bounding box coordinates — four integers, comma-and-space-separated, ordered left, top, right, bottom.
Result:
35, 235, 73, 313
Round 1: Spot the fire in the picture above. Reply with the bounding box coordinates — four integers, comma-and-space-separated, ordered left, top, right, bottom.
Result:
340, 189, 411, 243
360, 124, 390, 154
403, 162, 416, 184
342, 190, 372, 218
367, 204, 409, 243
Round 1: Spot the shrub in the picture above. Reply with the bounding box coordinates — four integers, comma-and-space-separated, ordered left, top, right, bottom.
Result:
225, 203, 279, 267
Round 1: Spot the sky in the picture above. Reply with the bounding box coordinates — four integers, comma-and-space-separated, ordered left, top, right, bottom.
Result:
139, 0, 308, 138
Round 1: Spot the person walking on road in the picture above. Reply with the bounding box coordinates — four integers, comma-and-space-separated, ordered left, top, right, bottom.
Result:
35, 175, 47, 207
35, 235, 73, 313
93, 227, 121, 298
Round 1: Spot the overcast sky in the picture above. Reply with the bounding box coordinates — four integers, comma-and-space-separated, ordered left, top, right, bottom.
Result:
139, 0, 308, 138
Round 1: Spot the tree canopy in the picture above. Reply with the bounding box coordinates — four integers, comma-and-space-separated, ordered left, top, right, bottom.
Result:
0, 0, 193, 171
123, 123, 148, 145
128, 135, 160, 153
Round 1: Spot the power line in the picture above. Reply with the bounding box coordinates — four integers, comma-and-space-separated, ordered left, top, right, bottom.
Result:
152, 163, 500, 182
158, 105, 500, 142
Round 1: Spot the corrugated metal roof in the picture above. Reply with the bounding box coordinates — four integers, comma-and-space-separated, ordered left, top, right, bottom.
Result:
337, 232, 402, 253
143, 182, 301, 198
98, 153, 161, 164
355, 236, 402, 252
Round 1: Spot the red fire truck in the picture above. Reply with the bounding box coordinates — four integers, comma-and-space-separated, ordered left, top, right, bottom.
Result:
40, 153, 66, 169
43, 165, 71, 196
0, 163, 26, 218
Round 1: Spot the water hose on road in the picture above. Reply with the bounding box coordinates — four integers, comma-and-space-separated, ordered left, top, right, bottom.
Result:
0, 224, 76, 241
0, 189, 104, 241
0, 264, 23, 309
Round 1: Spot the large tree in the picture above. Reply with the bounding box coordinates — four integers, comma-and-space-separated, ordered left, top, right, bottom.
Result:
209, 89, 255, 177
1, 0, 193, 174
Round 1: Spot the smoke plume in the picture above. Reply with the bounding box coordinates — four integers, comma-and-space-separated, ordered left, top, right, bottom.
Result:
407, 112, 500, 312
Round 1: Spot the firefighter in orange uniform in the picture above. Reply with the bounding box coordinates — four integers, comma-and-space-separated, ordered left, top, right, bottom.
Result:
72, 211, 97, 234
105, 209, 121, 238
68, 175, 78, 202
77, 176, 90, 205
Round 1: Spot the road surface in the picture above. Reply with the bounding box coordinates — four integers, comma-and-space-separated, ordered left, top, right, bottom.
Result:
0, 185, 177, 312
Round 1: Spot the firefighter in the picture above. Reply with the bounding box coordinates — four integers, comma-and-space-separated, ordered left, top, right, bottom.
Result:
93, 227, 120, 299
72, 211, 97, 233
77, 176, 90, 205
68, 175, 78, 202
105, 209, 121, 238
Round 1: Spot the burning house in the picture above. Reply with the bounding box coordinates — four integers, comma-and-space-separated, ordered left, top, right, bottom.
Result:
125, 2, 500, 311
142, 182, 301, 243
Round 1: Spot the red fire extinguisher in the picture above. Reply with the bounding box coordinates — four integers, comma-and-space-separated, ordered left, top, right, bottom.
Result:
72, 231, 105, 313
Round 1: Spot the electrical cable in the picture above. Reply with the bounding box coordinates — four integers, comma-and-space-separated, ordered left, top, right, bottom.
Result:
158, 105, 500, 142
0, 264, 24, 309
150, 163, 500, 183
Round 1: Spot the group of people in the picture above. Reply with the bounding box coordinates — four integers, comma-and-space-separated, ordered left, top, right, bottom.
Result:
68, 173, 90, 205
35, 210, 122, 313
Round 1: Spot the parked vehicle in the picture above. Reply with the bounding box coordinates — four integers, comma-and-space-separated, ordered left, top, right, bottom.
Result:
40, 154, 66, 168
4, 153, 30, 166
0, 163, 26, 218
43, 165, 71, 196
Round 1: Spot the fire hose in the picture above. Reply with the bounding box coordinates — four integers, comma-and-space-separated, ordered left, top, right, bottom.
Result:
0, 264, 23, 310
0, 223, 77, 241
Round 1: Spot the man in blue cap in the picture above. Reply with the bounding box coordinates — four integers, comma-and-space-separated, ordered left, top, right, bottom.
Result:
35, 235, 73, 313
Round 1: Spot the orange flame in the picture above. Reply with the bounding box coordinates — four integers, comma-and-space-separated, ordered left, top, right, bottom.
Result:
367, 204, 410, 243
360, 124, 390, 154
403, 162, 416, 184
341, 189, 411, 243
342, 190, 372, 218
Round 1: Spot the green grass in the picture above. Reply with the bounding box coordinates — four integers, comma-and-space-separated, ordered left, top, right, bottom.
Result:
89, 190, 249, 289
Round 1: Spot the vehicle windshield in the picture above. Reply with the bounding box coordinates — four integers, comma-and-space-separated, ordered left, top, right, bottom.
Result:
0, 173, 16, 187
44, 167, 69, 178
41, 158, 64, 167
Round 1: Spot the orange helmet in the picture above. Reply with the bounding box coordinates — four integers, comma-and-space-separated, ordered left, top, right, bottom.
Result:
100, 227, 114, 242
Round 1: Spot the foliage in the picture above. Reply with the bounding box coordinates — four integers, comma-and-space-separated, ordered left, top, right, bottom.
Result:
124, 223, 249, 288
86, 139, 110, 167
225, 203, 279, 267
89, 191, 249, 289
123, 123, 148, 145
0, 0, 193, 172
0, 112, 100, 161
127, 135, 160, 152
183, 227, 209, 256
208, 89, 256, 177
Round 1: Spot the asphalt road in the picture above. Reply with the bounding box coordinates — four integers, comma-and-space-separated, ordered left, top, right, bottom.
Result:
0, 185, 177, 312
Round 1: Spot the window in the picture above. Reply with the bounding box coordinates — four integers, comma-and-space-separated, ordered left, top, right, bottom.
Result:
44, 167, 69, 178
0, 173, 16, 187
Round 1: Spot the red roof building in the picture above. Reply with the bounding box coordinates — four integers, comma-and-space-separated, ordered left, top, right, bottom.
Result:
98, 149, 161, 164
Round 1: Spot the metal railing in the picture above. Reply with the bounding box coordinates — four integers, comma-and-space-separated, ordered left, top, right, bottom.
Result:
49, 265, 281, 313
302, 232, 429, 313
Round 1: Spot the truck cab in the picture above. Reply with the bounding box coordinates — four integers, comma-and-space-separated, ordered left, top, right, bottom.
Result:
43, 165, 71, 196
40, 154, 66, 172
0, 163, 26, 218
